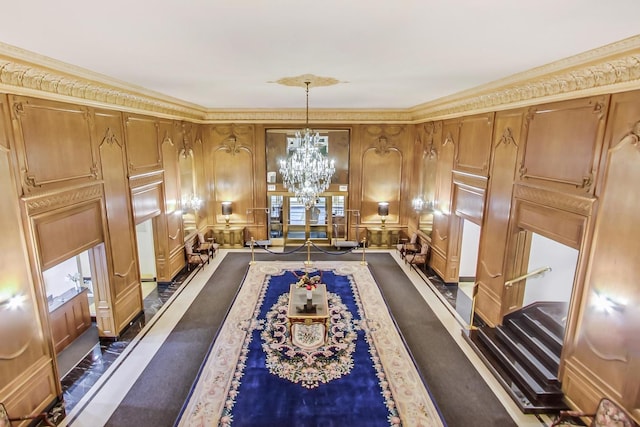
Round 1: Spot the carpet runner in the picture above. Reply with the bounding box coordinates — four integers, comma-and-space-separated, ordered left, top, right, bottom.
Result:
176, 261, 444, 427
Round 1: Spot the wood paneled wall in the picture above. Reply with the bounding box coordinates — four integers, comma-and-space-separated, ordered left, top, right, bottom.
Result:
561, 91, 640, 420
1, 85, 639, 424
420, 92, 638, 421
0, 94, 59, 421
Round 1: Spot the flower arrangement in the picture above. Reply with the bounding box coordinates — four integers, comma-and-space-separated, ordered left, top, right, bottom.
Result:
66, 272, 82, 291
294, 272, 322, 291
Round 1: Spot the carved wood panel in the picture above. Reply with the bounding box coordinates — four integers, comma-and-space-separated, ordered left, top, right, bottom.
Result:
161, 120, 183, 254
0, 143, 55, 405
124, 113, 162, 175
519, 96, 609, 195
131, 182, 163, 224
0, 94, 10, 151
435, 119, 458, 214
212, 131, 255, 228
475, 110, 525, 326
9, 96, 99, 195
455, 112, 494, 176
33, 200, 104, 271
361, 135, 402, 226
563, 90, 640, 422
429, 120, 458, 276
96, 109, 140, 335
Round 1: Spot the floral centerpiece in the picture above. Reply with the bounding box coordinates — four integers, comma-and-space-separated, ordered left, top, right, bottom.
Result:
292, 271, 323, 309
295, 273, 321, 292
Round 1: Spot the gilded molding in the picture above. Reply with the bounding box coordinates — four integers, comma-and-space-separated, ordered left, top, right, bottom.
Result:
410, 41, 640, 121
272, 74, 343, 88
0, 43, 205, 120
23, 183, 103, 215
203, 109, 412, 124
513, 184, 595, 216
1, 37, 640, 124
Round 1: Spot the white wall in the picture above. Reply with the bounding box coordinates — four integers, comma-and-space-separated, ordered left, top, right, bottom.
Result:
459, 220, 481, 279
136, 219, 156, 280
42, 257, 79, 299
523, 233, 578, 306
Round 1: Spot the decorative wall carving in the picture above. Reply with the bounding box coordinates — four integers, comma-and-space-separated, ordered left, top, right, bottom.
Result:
513, 184, 595, 216
23, 184, 103, 215
410, 49, 640, 122
100, 127, 122, 147
2, 38, 639, 123
495, 127, 518, 148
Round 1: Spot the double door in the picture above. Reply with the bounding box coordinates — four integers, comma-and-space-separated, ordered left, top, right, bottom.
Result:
287, 196, 329, 241
269, 196, 345, 244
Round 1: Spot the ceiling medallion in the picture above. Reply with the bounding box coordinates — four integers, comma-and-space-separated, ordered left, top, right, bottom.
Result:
272, 73, 344, 88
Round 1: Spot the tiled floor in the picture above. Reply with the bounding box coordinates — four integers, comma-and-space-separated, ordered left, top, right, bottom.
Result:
59, 271, 191, 414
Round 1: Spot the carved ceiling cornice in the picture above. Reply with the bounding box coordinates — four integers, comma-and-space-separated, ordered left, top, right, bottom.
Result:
1, 37, 640, 124
0, 43, 206, 121
409, 36, 640, 122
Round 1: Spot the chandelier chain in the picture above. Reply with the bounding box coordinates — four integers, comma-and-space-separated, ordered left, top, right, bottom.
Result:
279, 81, 335, 209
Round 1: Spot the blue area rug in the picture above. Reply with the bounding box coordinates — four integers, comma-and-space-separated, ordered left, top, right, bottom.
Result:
177, 261, 443, 427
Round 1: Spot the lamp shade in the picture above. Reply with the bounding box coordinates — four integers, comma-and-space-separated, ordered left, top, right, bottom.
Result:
377, 202, 389, 217
222, 201, 233, 216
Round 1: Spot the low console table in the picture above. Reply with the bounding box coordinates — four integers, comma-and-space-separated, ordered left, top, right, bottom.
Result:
287, 283, 329, 350
211, 226, 245, 248
366, 227, 400, 248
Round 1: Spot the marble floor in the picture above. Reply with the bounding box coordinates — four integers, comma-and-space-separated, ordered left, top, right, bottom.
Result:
57, 249, 551, 427
59, 270, 193, 414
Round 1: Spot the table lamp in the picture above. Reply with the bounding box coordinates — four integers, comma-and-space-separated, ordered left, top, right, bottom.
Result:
378, 202, 389, 229
222, 201, 233, 227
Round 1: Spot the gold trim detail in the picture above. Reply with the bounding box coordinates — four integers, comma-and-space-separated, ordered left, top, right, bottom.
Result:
1, 37, 640, 123
513, 184, 595, 216
272, 74, 344, 88
23, 183, 103, 215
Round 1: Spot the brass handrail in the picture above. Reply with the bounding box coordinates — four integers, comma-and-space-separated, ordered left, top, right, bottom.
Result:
504, 266, 551, 287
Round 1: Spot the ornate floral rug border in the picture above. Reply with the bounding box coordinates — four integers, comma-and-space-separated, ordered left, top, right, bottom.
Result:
177, 261, 444, 426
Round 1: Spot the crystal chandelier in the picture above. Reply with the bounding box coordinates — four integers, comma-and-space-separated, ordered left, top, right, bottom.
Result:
279, 81, 335, 209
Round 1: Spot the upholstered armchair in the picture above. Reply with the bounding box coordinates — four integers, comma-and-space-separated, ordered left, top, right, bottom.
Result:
405, 241, 430, 272
550, 398, 638, 427
185, 242, 209, 271
196, 231, 218, 258
397, 232, 420, 259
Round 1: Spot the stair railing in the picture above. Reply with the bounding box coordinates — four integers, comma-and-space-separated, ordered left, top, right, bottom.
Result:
504, 266, 552, 287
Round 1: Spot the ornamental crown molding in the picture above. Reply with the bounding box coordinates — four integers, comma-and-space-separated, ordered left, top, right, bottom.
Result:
0, 42, 206, 121
1, 37, 640, 124
410, 35, 640, 122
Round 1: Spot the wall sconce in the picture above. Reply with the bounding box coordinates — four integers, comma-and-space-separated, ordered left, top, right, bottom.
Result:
591, 290, 626, 315
377, 202, 389, 229
222, 201, 233, 227
182, 194, 202, 211
0, 294, 26, 310
412, 197, 425, 212
412, 197, 438, 213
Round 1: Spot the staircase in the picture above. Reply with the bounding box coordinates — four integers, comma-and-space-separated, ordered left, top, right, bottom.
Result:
467, 302, 569, 413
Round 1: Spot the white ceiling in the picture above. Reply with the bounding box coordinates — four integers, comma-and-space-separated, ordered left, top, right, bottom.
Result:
1, 1, 639, 110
